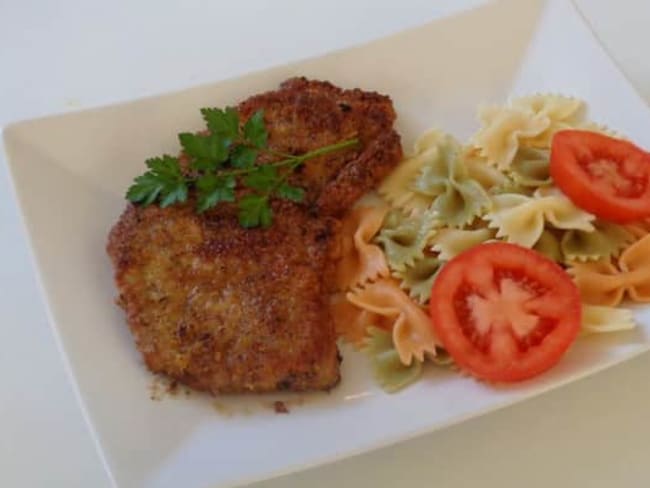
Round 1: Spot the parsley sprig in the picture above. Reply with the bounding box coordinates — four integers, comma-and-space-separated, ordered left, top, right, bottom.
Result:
126, 107, 358, 228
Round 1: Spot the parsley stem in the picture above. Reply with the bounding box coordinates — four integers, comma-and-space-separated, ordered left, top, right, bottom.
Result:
262, 147, 294, 159
211, 138, 359, 178
292, 138, 360, 164
129, 103, 360, 228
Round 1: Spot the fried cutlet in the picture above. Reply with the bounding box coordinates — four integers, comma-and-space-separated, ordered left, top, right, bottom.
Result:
239, 77, 401, 216
107, 77, 402, 393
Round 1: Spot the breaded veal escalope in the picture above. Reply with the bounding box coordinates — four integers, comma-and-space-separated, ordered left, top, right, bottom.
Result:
107, 78, 403, 393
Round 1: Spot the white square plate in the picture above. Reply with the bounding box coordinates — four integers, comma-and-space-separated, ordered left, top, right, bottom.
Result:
4, 0, 650, 487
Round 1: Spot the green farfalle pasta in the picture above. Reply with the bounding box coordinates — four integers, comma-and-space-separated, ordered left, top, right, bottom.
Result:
561, 221, 635, 262
433, 178, 492, 227
429, 348, 455, 368
509, 147, 551, 187
409, 135, 492, 227
362, 326, 423, 393
430, 227, 496, 261
379, 129, 447, 212
375, 208, 438, 272
533, 229, 563, 262
393, 254, 442, 304
407, 133, 460, 203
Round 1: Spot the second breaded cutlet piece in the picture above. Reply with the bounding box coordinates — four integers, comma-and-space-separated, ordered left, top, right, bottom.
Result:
239, 77, 402, 216
107, 77, 402, 393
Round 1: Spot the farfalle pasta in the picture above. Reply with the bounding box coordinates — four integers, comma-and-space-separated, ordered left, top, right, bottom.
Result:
460, 146, 514, 192
393, 254, 441, 304
569, 234, 650, 306
471, 94, 587, 170
380, 131, 492, 224
509, 147, 551, 188
333, 94, 643, 392
379, 129, 447, 212
561, 221, 634, 263
577, 121, 627, 140
430, 227, 496, 261
410, 134, 492, 227
471, 104, 550, 169
346, 279, 438, 365
336, 204, 390, 290
375, 209, 437, 272
511, 94, 584, 147
581, 304, 636, 334
330, 291, 399, 346
462, 147, 512, 191
484, 187, 595, 248
624, 219, 650, 240
362, 327, 423, 393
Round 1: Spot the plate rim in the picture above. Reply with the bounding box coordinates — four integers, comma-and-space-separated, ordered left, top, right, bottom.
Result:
3, 0, 650, 486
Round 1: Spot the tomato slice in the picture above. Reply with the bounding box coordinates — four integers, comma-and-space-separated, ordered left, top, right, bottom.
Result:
550, 130, 650, 223
429, 242, 581, 382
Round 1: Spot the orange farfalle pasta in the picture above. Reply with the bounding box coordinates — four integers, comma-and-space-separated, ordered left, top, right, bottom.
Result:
624, 219, 650, 240
330, 293, 393, 346
568, 233, 650, 306
336, 205, 390, 291
344, 279, 439, 365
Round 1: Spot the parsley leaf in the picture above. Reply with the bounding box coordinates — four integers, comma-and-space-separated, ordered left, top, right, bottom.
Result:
196, 174, 236, 213
243, 165, 279, 191
179, 132, 229, 167
126, 155, 188, 207
276, 183, 305, 203
231, 146, 258, 169
127, 104, 359, 228
238, 194, 272, 228
201, 107, 239, 142
243, 110, 267, 148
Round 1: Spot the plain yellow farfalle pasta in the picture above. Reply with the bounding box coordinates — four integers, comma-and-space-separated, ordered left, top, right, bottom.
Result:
336, 205, 390, 291
576, 121, 627, 140
346, 279, 438, 365
512, 94, 583, 122
361, 327, 423, 393
568, 234, 650, 306
581, 304, 636, 334
471, 104, 550, 169
429, 227, 496, 261
461, 146, 512, 191
511, 94, 584, 147
483, 187, 595, 248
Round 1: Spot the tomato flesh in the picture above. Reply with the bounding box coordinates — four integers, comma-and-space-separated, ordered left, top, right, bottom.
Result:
550, 130, 650, 223
430, 242, 581, 382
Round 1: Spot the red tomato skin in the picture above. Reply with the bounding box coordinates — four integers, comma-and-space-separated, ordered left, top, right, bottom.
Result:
550, 130, 650, 223
429, 242, 581, 383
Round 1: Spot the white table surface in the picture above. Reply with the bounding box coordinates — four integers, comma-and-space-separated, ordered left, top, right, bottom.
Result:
2, 1, 650, 487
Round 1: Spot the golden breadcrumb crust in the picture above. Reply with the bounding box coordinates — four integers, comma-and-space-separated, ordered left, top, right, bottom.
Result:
107, 77, 402, 393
